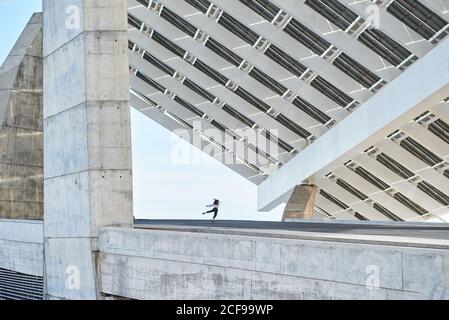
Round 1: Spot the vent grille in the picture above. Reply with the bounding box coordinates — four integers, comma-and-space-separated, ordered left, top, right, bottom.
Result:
0, 268, 43, 300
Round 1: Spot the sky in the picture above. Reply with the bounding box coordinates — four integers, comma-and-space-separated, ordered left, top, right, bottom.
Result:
0, 1, 284, 221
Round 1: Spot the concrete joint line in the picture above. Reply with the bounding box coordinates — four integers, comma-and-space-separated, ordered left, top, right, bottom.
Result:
43, 30, 127, 59
103, 252, 418, 293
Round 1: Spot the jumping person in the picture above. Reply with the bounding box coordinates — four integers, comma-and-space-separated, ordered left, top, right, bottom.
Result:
202, 199, 220, 223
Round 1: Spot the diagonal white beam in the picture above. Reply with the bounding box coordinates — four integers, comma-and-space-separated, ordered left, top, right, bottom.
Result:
258, 36, 449, 211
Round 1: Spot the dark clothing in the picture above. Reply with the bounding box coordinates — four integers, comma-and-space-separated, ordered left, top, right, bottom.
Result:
205, 207, 218, 220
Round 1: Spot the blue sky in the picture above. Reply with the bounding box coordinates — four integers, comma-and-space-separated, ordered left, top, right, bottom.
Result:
0, 1, 283, 221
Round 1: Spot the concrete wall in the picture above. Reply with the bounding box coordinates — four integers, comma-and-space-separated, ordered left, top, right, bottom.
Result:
0, 13, 43, 219
0, 219, 43, 276
43, 0, 132, 300
98, 227, 449, 300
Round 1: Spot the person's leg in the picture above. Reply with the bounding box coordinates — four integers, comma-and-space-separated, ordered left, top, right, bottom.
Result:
212, 208, 218, 220
203, 208, 214, 215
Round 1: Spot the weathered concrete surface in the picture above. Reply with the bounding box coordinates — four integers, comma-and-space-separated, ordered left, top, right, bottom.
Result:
99, 227, 449, 300
43, 0, 132, 300
0, 13, 43, 219
0, 219, 43, 276
282, 185, 317, 221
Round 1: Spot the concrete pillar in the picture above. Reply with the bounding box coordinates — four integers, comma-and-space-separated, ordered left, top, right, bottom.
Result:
43, 0, 132, 299
0, 13, 43, 220
282, 184, 317, 221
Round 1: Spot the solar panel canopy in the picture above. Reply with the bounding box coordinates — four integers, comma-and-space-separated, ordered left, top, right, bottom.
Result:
127, 0, 449, 223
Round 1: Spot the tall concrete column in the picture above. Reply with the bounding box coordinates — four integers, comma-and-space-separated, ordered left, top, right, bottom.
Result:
282, 185, 317, 221
0, 14, 43, 220
43, 0, 132, 299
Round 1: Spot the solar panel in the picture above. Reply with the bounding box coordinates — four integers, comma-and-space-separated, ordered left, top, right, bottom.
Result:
264, 44, 307, 76
249, 67, 287, 95
358, 29, 412, 67
400, 137, 443, 167
205, 38, 244, 66
310, 76, 354, 107
376, 152, 415, 179
320, 189, 349, 210
185, 0, 210, 13
292, 96, 331, 125
218, 11, 260, 45
304, 0, 357, 31
160, 7, 197, 37
428, 119, 449, 144
239, 0, 279, 22
283, 18, 331, 55
336, 178, 369, 201
387, 0, 448, 40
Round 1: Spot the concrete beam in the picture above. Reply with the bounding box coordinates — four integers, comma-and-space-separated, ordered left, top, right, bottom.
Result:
258, 37, 449, 211
0, 13, 43, 219
43, 0, 132, 300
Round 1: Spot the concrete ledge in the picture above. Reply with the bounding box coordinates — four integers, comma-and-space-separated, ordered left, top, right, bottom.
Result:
98, 227, 449, 300
0, 219, 43, 243
0, 219, 44, 276
132, 224, 449, 250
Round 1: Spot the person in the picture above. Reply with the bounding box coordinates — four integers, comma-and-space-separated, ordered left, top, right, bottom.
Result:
202, 199, 220, 223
